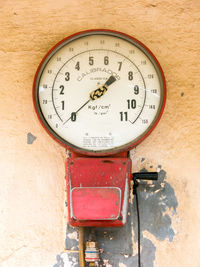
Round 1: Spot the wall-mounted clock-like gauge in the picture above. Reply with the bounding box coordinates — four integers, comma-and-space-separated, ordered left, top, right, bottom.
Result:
33, 31, 166, 267
33, 29, 166, 156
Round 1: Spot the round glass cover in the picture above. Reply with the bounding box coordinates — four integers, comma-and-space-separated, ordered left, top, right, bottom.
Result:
33, 30, 166, 155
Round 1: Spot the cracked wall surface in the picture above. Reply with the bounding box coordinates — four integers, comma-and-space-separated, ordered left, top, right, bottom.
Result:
0, 0, 199, 266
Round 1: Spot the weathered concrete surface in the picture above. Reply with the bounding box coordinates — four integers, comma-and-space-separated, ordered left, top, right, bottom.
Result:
0, 0, 200, 266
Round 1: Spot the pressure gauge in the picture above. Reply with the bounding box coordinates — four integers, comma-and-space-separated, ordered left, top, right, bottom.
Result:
33, 29, 166, 156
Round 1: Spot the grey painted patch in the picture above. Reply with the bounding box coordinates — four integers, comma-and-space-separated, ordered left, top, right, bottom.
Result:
68, 253, 79, 267
53, 253, 79, 267
141, 158, 145, 162
98, 237, 156, 267
135, 168, 178, 242
57, 167, 177, 267
92, 201, 156, 266
53, 254, 65, 267
65, 223, 79, 250
27, 132, 37, 144
181, 92, 184, 96
96, 168, 177, 266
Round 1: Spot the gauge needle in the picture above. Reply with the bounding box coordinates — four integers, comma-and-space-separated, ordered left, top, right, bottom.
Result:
63, 75, 116, 124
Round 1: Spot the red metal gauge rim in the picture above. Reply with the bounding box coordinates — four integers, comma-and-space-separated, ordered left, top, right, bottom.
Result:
33, 29, 166, 157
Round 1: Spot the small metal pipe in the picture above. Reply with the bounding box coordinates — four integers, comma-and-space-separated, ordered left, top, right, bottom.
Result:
79, 227, 86, 267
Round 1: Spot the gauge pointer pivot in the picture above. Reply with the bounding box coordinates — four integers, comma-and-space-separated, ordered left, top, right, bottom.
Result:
63, 75, 116, 124
90, 75, 116, 100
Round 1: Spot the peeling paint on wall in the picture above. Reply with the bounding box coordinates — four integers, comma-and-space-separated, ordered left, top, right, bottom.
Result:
54, 167, 177, 267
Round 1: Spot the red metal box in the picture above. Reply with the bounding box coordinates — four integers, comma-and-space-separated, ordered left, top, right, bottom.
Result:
66, 157, 132, 227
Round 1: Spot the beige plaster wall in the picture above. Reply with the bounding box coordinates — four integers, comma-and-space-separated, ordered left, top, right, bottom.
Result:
0, 0, 199, 266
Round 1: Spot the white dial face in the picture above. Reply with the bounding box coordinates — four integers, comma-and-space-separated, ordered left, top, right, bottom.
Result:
34, 30, 165, 155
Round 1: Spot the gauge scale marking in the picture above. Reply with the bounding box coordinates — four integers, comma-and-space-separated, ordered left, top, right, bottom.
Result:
33, 30, 166, 155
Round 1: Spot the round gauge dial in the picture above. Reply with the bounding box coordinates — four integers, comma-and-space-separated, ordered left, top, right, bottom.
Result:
33, 29, 166, 156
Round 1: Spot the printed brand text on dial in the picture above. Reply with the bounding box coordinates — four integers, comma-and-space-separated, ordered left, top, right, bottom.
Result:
77, 68, 120, 81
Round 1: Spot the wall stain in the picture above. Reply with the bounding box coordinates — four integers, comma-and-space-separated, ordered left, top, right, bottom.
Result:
53, 167, 177, 267
27, 132, 37, 144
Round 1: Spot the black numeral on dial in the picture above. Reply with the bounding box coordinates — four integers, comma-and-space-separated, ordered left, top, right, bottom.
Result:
89, 56, 94, 65
65, 72, 70, 81
128, 71, 133, 80
118, 62, 122, 71
142, 119, 148, 124
71, 112, 76, 122
61, 101, 65, 110
120, 112, 128, 121
60, 85, 64, 95
134, 85, 139, 95
104, 56, 109, 65
75, 61, 80, 70
127, 99, 136, 109
149, 105, 155, 109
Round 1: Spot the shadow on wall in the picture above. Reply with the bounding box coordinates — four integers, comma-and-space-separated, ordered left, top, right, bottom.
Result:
54, 167, 178, 267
